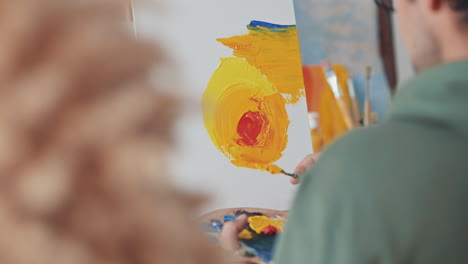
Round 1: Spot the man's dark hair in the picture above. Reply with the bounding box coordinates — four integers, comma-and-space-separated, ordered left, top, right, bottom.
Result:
449, 0, 468, 22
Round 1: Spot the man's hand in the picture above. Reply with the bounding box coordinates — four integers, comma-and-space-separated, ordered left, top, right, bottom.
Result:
218, 215, 267, 264
290, 153, 321, 185
218, 214, 248, 251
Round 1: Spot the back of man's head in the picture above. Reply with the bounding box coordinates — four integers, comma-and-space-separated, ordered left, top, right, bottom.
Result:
395, 0, 468, 72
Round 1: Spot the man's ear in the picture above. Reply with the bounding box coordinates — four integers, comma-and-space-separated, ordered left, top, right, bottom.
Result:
429, 0, 443, 11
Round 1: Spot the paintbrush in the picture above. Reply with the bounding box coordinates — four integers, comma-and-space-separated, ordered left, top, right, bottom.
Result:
364, 66, 372, 126
126, 0, 137, 37
322, 61, 354, 130
281, 170, 299, 179
347, 78, 361, 126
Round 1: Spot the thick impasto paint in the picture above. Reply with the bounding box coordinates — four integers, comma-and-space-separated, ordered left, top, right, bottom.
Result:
303, 64, 354, 151
203, 21, 305, 174
218, 21, 304, 103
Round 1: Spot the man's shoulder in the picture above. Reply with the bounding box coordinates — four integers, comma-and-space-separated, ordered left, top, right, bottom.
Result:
314, 122, 409, 172
285, 120, 468, 264
308, 120, 467, 189
321, 118, 464, 164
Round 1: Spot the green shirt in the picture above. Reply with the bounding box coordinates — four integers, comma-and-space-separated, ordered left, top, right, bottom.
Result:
275, 61, 468, 264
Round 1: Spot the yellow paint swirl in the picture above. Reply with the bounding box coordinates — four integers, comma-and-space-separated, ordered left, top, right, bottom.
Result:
203, 58, 289, 171
203, 22, 306, 173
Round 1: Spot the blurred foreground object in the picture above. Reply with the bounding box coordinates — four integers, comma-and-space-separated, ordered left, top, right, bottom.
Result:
0, 0, 221, 263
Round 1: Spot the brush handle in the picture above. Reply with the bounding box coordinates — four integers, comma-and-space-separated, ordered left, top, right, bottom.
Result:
281, 170, 299, 179
371, 112, 379, 124
364, 100, 371, 126
351, 98, 361, 126
336, 98, 354, 130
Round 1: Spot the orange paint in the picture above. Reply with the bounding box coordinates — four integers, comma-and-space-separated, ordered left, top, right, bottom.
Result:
302, 64, 353, 152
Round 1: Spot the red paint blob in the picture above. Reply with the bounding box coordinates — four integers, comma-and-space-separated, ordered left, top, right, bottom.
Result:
237, 111, 265, 146
262, 226, 278, 235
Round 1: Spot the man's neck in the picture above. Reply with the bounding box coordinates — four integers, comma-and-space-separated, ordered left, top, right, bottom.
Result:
441, 32, 468, 64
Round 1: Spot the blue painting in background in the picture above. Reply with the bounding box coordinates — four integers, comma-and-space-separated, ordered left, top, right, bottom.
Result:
293, 0, 391, 119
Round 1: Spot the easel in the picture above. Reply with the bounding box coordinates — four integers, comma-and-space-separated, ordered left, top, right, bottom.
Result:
123, 0, 137, 37
378, 0, 397, 93
125, 0, 134, 22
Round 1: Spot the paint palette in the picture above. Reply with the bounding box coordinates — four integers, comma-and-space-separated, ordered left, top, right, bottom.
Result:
202, 211, 285, 263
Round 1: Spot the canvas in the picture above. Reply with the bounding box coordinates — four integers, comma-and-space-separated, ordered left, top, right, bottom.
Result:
134, 0, 312, 212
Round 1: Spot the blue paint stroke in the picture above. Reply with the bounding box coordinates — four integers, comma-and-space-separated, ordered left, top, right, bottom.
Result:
210, 220, 223, 232
249, 20, 295, 29
248, 20, 296, 33
223, 215, 237, 222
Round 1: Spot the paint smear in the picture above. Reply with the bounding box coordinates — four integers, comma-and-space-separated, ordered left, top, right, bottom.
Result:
238, 229, 254, 239
302, 64, 352, 151
203, 57, 289, 172
217, 21, 304, 104
248, 215, 285, 234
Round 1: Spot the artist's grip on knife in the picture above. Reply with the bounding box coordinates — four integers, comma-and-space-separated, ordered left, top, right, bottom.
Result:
291, 153, 321, 185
